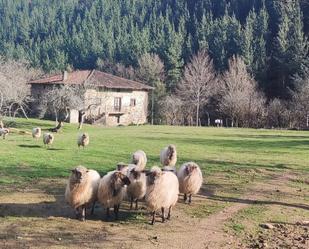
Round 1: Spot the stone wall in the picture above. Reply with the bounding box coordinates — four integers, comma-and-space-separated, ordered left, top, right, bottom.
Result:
84, 88, 149, 126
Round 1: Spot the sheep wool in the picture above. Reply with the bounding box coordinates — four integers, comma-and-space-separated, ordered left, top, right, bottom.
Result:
126, 167, 147, 210
65, 166, 101, 220
160, 144, 177, 167
131, 150, 147, 170
43, 133, 54, 146
97, 170, 130, 219
77, 133, 89, 148
32, 127, 41, 139
145, 166, 179, 224
0, 128, 9, 139
177, 162, 203, 204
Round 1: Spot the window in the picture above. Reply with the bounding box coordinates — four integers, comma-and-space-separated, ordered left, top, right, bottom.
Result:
114, 97, 122, 112
130, 98, 136, 107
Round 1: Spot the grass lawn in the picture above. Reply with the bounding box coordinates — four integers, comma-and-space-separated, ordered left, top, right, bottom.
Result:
0, 117, 308, 185
0, 118, 308, 248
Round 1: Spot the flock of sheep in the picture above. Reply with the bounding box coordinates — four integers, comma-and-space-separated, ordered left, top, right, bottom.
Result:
65, 144, 203, 225
4, 125, 203, 225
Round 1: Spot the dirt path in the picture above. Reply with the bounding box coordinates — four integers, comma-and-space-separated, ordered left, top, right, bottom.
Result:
1, 171, 308, 249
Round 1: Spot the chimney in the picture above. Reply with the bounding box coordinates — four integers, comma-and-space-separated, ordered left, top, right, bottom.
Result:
63, 71, 68, 81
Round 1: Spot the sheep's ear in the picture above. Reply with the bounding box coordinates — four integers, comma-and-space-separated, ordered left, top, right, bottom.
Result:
71, 169, 76, 173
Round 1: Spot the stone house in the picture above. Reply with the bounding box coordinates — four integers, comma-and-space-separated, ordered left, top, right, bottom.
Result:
29, 70, 153, 126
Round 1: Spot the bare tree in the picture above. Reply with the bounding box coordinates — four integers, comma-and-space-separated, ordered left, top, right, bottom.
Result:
177, 50, 217, 126
137, 53, 166, 124
292, 78, 309, 128
219, 56, 265, 127
158, 95, 183, 125
266, 98, 291, 128
0, 58, 41, 119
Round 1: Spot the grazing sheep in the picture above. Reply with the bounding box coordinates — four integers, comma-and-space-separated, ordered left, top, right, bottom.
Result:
131, 150, 147, 170
160, 145, 177, 168
77, 133, 89, 148
43, 133, 54, 147
126, 167, 147, 210
97, 171, 130, 219
32, 127, 41, 139
177, 162, 203, 204
0, 128, 9, 139
65, 166, 101, 221
145, 166, 179, 225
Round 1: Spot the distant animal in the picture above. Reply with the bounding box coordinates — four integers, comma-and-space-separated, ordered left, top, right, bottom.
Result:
177, 162, 203, 204
145, 166, 179, 225
160, 144, 177, 172
0, 128, 9, 139
77, 133, 89, 148
43, 133, 54, 147
65, 166, 101, 221
97, 171, 131, 219
131, 150, 147, 170
32, 127, 41, 139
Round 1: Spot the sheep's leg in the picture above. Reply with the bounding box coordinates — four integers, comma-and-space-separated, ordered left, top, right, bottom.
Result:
91, 202, 95, 215
114, 205, 119, 220
167, 206, 172, 220
184, 193, 187, 203
189, 194, 192, 204
106, 207, 110, 218
135, 199, 138, 210
75, 208, 80, 219
130, 197, 133, 210
81, 205, 86, 221
151, 211, 156, 225
161, 207, 165, 223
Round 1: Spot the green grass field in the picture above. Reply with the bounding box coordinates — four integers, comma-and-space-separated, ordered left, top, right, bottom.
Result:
0, 118, 308, 248
0, 118, 308, 186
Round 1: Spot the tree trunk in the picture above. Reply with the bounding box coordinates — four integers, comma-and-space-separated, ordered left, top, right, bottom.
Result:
196, 103, 199, 127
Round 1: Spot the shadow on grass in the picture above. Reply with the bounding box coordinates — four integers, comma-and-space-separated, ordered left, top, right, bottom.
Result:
207, 195, 309, 211
18, 144, 42, 148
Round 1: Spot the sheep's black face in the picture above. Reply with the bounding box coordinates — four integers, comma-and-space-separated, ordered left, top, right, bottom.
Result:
185, 165, 197, 175
146, 171, 161, 185
121, 176, 131, 186
130, 169, 141, 180
71, 167, 88, 183
49, 135, 53, 140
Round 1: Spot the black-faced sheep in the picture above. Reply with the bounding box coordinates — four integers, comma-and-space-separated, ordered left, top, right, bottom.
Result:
65, 166, 101, 221
126, 167, 147, 210
97, 171, 130, 219
131, 150, 147, 170
43, 133, 54, 147
145, 166, 179, 225
177, 162, 203, 204
77, 133, 89, 148
32, 127, 41, 139
0, 128, 9, 139
160, 145, 177, 172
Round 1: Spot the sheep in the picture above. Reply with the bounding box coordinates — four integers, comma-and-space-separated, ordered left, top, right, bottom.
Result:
126, 167, 147, 210
131, 150, 147, 170
177, 162, 203, 204
97, 170, 130, 219
116, 162, 129, 175
160, 145, 177, 172
43, 133, 54, 147
32, 127, 41, 139
0, 128, 9, 139
65, 166, 101, 221
77, 133, 89, 148
145, 166, 179, 225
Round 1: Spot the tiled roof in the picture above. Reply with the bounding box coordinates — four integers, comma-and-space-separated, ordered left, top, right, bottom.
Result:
29, 70, 153, 91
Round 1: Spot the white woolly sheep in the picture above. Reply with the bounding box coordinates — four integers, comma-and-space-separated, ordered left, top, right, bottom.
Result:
126, 167, 147, 210
65, 165, 101, 221
32, 127, 41, 139
97, 170, 131, 219
145, 166, 179, 225
43, 133, 54, 147
131, 150, 147, 170
160, 144, 177, 167
177, 162, 203, 204
116, 162, 130, 175
77, 133, 89, 148
0, 128, 9, 139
